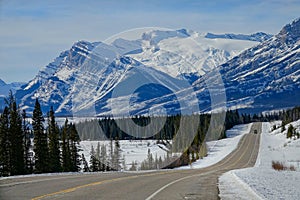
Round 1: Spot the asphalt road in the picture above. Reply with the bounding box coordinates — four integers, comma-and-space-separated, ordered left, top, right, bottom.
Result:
0, 123, 261, 200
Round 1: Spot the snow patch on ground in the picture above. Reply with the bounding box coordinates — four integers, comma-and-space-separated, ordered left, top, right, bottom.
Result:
219, 121, 300, 200
178, 123, 252, 169
80, 140, 167, 170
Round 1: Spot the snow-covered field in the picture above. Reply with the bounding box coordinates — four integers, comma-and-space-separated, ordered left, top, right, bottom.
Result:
219, 120, 300, 200
80, 140, 168, 169
80, 123, 252, 170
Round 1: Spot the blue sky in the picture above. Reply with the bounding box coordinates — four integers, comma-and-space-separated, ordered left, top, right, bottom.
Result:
1, 0, 299, 83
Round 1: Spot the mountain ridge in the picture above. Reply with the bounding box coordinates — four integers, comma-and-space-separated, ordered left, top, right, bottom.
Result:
205, 32, 273, 42
2, 23, 298, 116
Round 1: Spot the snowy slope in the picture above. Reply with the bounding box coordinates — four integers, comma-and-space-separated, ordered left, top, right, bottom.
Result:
185, 18, 300, 113
131, 29, 258, 79
91, 18, 299, 116
0, 79, 25, 97
0, 79, 25, 110
13, 28, 262, 116
16, 41, 120, 114
219, 121, 300, 200
11, 19, 300, 116
205, 32, 273, 42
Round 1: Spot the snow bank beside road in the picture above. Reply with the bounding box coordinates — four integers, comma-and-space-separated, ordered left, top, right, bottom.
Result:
219, 170, 262, 200
219, 121, 300, 200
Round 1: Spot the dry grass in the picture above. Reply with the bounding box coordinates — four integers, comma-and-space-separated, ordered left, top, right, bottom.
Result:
272, 161, 296, 171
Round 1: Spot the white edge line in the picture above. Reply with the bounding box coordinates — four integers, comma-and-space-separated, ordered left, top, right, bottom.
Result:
145, 171, 213, 200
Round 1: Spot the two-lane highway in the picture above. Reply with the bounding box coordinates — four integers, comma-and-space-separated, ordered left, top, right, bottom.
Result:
0, 123, 261, 200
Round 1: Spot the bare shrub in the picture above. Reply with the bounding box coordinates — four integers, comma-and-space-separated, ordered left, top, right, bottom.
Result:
272, 161, 296, 171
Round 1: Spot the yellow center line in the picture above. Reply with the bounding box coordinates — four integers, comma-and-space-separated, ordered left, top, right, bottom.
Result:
31, 170, 176, 200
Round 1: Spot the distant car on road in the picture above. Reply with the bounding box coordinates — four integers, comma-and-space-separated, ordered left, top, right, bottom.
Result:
254, 129, 258, 134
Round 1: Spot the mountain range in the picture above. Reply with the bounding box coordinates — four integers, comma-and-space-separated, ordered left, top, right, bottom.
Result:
2, 18, 299, 116
0, 79, 25, 109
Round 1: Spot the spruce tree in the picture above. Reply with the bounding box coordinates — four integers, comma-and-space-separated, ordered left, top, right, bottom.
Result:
147, 148, 153, 170
0, 107, 10, 176
100, 143, 107, 171
129, 161, 137, 171
95, 142, 102, 171
109, 139, 113, 170
61, 119, 71, 172
33, 99, 49, 173
81, 153, 89, 172
69, 124, 81, 172
47, 106, 61, 172
89, 145, 98, 172
287, 124, 295, 139
8, 94, 25, 175
281, 122, 286, 132
113, 139, 121, 171
22, 110, 33, 174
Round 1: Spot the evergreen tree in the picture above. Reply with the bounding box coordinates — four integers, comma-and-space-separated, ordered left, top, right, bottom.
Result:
69, 124, 81, 172
22, 110, 33, 174
47, 106, 61, 172
89, 145, 98, 172
147, 148, 153, 169
32, 99, 49, 173
0, 107, 10, 176
8, 94, 25, 175
100, 143, 107, 171
81, 153, 89, 172
129, 161, 137, 171
109, 139, 113, 170
61, 119, 71, 172
281, 122, 286, 133
96, 142, 101, 164
287, 124, 295, 139
122, 155, 126, 171
158, 156, 163, 168
113, 139, 121, 171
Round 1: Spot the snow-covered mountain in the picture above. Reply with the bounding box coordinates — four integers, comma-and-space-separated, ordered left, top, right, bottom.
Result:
131, 29, 262, 79
11, 19, 299, 116
141, 18, 300, 113
192, 18, 300, 112
13, 28, 263, 116
0, 79, 25, 97
0, 79, 25, 110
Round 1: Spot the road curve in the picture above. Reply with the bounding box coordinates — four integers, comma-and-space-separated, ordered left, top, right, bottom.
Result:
0, 123, 261, 200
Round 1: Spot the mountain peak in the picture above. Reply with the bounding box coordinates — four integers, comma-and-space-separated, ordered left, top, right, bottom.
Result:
0, 79, 6, 86
71, 40, 99, 54
176, 28, 191, 37
277, 18, 300, 45
141, 29, 189, 45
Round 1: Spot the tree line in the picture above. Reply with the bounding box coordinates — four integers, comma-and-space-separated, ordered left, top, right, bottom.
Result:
0, 93, 81, 176
76, 110, 245, 141
270, 106, 300, 139
1, 90, 299, 175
